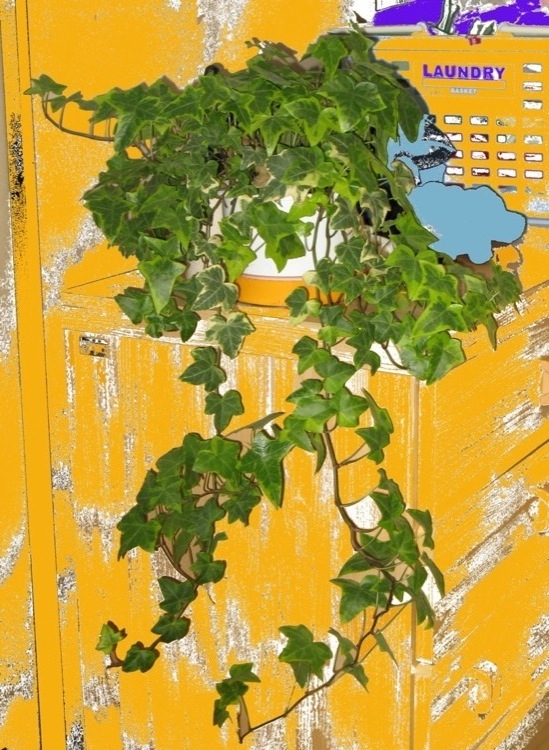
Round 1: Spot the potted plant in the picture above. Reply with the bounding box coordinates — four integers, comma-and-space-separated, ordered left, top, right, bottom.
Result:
26, 26, 524, 743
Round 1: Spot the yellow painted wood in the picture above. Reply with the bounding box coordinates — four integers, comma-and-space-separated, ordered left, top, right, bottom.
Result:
0, 6, 62, 748
2, 2, 547, 748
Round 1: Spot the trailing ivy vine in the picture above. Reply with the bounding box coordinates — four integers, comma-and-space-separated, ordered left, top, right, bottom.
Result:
27, 26, 522, 742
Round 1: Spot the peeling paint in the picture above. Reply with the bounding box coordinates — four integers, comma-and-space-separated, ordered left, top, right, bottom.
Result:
495, 692, 549, 749
165, 0, 181, 8
65, 330, 76, 406
74, 506, 120, 561
82, 672, 120, 713
528, 614, 549, 659
249, 718, 287, 750
123, 431, 137, 500
0, 669, 34, 726
0, 520, 25, 585
196, 0, 250, 66
341, 0, 361, 23
531, 655, 549, 681
528, 614, 549, 680
95, 337, 119, 419
502, 400, 543, 436
433, 628, 459, 661
297, 684, 334, 750
57, 567, 76, 603
435, 479, 536, 658
0, 244, 16, 359
121, 733, 154, 750
42, 216, 104, 311
66, 719, 85, 750
432, 665, 498, 723
52, 461, 73, 492
432, 675, 469, 721
525, 317, 549, 359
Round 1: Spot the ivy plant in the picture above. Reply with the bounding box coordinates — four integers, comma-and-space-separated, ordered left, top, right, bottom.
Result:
27, 26, 522, 743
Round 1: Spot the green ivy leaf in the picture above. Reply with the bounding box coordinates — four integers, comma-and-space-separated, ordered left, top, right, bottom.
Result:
193, 436, 241, 480
355, 392, 394, 463
268, 147, 335, 188
317, 306, 354, 346
179, 346, 226, 392
328, 627, 356, 669
407, 563, 428, 594
229, 663, 261, 683
158, 576, 197, 615
249, 202, 310, 270
24, 73, 66, 96
321, 74, 385, 131
314, 353, 355, 394
193, 265, 239, 312
292, 336, 323, 374
347, 663, 369, 689
412, 588, 435, 629
241, 432, 292, 507
151, 614, 190, 643
305, 35, 348, 78
421, 552, 445, 597
374, 631, 398, 665
332, 388, 369, 428
394, 212, 437, 253
96, 622, 127, 654
370, 469, 405, 523
387, 519, 420, 565
191, 551, 226, 583
117, 506, 161, 559
400, 329, 466, 384
397, 88, 424, 142
408, 508, 434, 550
278, 624, 332, 688
190, 497, 226, 540
331, 575, 392, 623
285, 287, 321, 324
122, 642, 160, 673
213, 702, 231, 728
115, 288, 155, 324
290, 393, 337, 433
490, 264, 522, 308
205, 389, 245, 432
412, 301, 468, 339
84, 184, 132, 241
138, 256, 184, 313
338, 551, 374, 577
223, 483, 262, 525
148, 474, 183, 511
205, 312, 255, 358
282, 97, 330, 146
214, 679, 248, 727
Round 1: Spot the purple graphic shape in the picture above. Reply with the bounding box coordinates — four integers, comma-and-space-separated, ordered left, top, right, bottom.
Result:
453, 0, 549, 33
373, 0, 549, 33
374, 0, 445, 27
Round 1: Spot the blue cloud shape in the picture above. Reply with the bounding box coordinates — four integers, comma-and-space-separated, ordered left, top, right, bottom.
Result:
387, 116, 526, 263
407, 182, 526, 263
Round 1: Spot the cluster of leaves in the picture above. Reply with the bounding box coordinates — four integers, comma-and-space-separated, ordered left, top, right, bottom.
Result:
26, 29, 520, 377
95, 323, 444, 741
27, 25, 522, 742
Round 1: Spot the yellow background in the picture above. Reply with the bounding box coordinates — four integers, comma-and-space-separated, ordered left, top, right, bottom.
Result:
0, 1, 547, 748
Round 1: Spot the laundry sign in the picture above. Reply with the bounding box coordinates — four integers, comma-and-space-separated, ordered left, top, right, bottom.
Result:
423, 64, 506, 80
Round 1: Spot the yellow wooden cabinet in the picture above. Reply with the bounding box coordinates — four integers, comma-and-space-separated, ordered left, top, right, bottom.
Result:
1, 1, 547, 748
